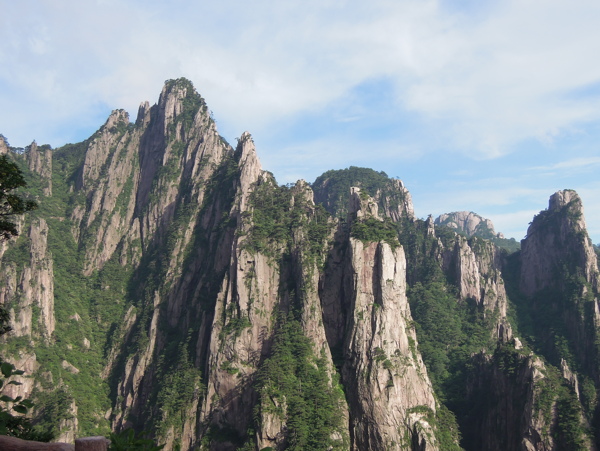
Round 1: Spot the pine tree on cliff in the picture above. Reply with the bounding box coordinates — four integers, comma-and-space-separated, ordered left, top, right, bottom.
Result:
0, 154, 37, 240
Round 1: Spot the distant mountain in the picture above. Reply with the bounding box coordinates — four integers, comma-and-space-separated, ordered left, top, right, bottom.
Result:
435, 211, 520, 253
0, 78, 598, 450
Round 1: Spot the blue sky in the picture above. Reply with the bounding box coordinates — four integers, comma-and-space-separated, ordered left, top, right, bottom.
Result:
2, 0, 600, 242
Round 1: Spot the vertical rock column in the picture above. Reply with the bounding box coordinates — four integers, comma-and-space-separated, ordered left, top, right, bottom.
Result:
342, 239, 438, 450
27, 141, 53, 196
11, 218, 55, 340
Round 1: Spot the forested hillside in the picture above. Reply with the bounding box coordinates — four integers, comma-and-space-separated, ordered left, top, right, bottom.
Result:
1, 78, 599, 450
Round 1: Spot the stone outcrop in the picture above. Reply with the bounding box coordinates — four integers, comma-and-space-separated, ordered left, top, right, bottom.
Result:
27, 141, 53, 196
465, 346, 554, 451
342, 239, 437, 450
312, 169, 415, 221
435, 211, 500, 239
441, 234, 508, 320
1, 218, 55, 340
519, 190, 600, 378
108, 82, 233, 446
0, 135, 9, 155
57, 399, 79, 443
520, 190, 599, 297
379, 179, 415, 222
322, 189, 439, 450
1, 351, 38, 403
198, 135, 276, 447
72, 108, 140, 275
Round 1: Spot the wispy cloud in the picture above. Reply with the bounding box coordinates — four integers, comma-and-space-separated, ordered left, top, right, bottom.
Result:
531, 157, 600, 172
4, 0, 600, 155
1, 0, 599, 242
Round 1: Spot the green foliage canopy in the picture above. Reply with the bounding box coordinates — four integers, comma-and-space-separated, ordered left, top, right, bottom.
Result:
312, 166, 390, 217
0, 155, 38, 240
256, 314, 346, 450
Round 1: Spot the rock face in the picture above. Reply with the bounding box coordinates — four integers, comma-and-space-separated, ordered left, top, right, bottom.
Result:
519, 191, 600, 377
0, 135, 9, 155
435, 211, 500, 239
27, 141, 53, 196
322, 189, 438, 450
520, 190, 599, 297
1, 351, 38, 406
1, 218, 55, 340
341, 239, 437, 449
441, 234, 508, 320
464, 347, 555, 451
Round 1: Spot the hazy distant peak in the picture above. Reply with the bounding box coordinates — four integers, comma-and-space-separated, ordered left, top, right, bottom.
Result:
435, 211, 501, 239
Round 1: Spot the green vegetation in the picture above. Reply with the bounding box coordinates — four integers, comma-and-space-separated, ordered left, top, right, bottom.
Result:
0, 139, 137, 437
312, 166, 397, 217
243, 177, 332, 264
29, 387, 72, 440
408, 278, 496, 422
242, 178, 295, 256
155, 340, 202, 442
492, 236, 520, 253
350, 216, 399, 248
0, 154, 38, 239
255, 313, 347, 450
164, 77, 208, 139
399, 217, 445, 284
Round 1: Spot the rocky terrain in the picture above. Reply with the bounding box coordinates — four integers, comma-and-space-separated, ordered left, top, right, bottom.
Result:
0, 78, 599, 450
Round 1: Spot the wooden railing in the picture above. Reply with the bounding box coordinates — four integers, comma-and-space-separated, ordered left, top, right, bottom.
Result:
0, 435, 110, 450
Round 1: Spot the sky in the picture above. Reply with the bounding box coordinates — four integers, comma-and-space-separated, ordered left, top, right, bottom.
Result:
1, 0, 600, 243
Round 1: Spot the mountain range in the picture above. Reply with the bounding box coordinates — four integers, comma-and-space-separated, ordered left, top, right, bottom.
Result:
1, 78, 599, 450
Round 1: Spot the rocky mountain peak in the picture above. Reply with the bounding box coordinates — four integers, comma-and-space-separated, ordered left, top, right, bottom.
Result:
159, 83, 186, 128
348, 187, 380, 219
79, 109, 131, 190
549, 189, 580, 211
136, 101, 151, 127
26, 141, 53, 196
312, 167, 414, 221
547, 189, 591, 237
435, 211, 500, 239
105, 109, 130, 129
521, 189, 598, 296
160, 78, 202, 118
235, 131, 263, 213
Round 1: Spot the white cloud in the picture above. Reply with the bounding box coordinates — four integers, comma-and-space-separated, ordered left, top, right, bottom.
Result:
531, 157, 600, 172
1, 0, 599, 241
4, 0, 600, 155
402, 1, 600, 157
